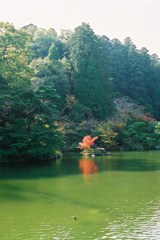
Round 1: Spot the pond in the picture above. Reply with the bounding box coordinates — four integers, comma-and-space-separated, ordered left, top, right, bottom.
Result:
1, 151, 160, 239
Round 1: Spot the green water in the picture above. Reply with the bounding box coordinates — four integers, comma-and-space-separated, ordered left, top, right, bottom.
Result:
1, 151, 160, 240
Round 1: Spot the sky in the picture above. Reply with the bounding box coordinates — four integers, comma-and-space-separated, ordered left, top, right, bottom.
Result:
1, 0, 160, 56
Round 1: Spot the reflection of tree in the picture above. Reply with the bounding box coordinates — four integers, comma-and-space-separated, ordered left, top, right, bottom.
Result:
79, 159, 98, 175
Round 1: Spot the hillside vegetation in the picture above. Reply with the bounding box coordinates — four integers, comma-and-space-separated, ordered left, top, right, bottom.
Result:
1, 22, 160, 161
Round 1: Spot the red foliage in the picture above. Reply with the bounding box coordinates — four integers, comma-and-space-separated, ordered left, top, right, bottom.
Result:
138, 114, 155, 122
78, 135, 98, 149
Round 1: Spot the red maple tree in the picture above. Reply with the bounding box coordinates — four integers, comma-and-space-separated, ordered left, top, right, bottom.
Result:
78, 135, 98, 149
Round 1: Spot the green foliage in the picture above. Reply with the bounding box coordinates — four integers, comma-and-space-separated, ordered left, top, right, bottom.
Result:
67, 23, 113, 119
95, 121, 123, 149
81, 148, 95, 157
30, 27, 57, 59
59, 119, 98, 150
1, 21, 160, 160
30, 57, 70, 109
155, 122, 160, 135
62, 95, 93, 122
0, 22, 64, 162
0, 87, 64, 161
110, 37, 160, 118
122, 121, 158, 150
0, 22, 32, 87
48, 43, 60, 60
35, 85, 59, 111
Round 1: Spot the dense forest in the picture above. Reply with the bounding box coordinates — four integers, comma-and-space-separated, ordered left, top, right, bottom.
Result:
1, 21, 160, 162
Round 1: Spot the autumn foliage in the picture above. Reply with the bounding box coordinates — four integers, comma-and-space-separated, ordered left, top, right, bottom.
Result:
78, 135, 98, 149
137, 114, 155, 122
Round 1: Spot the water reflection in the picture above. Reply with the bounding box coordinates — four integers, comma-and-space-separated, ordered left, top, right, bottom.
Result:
79, 158, 98, 180
1, 152, 160, 239
1, 151, 160, 181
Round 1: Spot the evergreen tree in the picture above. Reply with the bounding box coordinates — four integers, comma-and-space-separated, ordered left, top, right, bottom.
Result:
30, 57, 70, 110
68, 23, 113, 119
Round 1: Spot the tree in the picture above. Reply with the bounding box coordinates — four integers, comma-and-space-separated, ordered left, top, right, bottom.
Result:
97, 122, 118, 149
0, 22, 32, 87
155, 122, 160, 135
122, 121, 158, 150
114, 97, 146, 121
62, 95, 93, 122
29, 27, 57, 59
0, 87, 64, 161
30, 57, 70, 110
68, 23, 113, 119
0, 22, 64, 161
110, 36, 160, 118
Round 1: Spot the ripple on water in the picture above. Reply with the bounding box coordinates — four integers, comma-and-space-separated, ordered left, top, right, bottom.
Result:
96, 205, 160, 240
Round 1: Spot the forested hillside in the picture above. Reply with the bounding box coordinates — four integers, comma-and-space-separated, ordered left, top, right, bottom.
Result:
1, 22, 160, 161
24, 22, 160, 119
